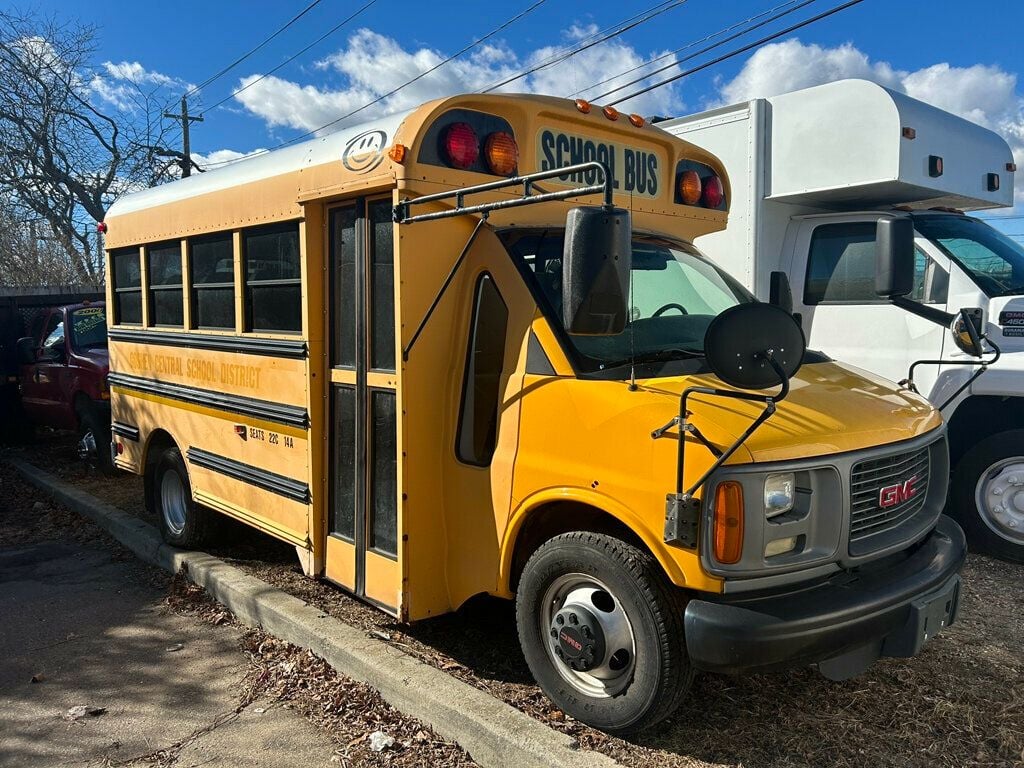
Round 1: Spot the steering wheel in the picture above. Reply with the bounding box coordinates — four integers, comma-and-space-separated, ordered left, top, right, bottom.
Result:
652, 302, 689, 317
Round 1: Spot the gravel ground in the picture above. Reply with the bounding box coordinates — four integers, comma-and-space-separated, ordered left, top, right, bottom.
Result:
7, 433, 1024, 768
0, 447, 473, 768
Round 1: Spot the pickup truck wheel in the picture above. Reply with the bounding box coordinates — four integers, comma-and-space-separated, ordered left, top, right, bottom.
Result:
951, 429, 1024, 563
77, 405, 115, 476
154, 448, 218, 549
515, 532, 691, 735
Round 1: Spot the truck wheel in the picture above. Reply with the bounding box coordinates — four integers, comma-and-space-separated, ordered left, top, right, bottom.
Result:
154, 447, 218, 549
951, 430, 1024, 563
515, 531, 691, 735
77, 404, 115, 476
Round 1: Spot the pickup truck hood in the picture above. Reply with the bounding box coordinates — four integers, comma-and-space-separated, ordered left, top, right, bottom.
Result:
75, 347, 109, 375
638, 359, 942, 464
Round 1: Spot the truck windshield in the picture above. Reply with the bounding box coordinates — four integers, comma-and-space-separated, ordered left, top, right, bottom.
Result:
501, 229, 753, 372
69, 306, 107, 351
914, 215, 1024, 297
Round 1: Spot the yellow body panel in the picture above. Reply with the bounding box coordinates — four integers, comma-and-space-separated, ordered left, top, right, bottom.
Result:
104, 93, 941, 623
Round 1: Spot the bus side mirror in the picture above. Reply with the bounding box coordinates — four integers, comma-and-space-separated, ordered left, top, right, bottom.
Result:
876, 216, 915, 298
951, 308, 985, 357
562, 206, 632, 335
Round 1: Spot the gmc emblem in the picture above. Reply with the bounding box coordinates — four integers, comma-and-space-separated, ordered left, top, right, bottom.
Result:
560, 631, 582, 651
879, 476, 920, 509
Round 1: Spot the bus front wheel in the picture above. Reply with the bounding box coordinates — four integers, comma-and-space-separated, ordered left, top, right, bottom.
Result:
154, 448, 219, 549
515, 531, 692, 735
951, 429, 1024, 563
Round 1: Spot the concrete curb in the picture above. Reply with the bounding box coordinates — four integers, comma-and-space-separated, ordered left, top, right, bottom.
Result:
8, 459, 618, 768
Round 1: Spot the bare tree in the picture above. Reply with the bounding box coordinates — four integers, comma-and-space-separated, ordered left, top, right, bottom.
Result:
0, 10, 178, 287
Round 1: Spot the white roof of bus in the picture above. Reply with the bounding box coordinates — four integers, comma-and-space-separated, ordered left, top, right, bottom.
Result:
106, 109, 413, 219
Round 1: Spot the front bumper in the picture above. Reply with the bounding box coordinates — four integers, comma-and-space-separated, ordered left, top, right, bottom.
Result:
684, 515, 966, 676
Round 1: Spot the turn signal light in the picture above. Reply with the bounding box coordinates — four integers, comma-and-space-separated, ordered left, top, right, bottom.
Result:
703, 175, 725, 209
443, 122, 479, 169
678, 169, 702, 205
484, 131, 518, 176
713, 481, 744, 564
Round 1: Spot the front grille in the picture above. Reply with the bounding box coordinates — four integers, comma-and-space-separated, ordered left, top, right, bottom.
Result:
850, 446, 930, 545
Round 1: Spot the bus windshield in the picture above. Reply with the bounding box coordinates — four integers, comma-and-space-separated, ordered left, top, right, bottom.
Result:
914, 215, 1024, 297
501, 230, 753, 372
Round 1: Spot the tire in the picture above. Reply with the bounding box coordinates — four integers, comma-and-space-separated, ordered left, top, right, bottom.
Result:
77, 403, 115, 476
515, 532, 692, 735
153, 447, 219, 548
949, 429, 1024, 563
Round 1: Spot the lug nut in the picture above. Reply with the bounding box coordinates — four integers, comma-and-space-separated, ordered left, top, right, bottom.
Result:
581, 626, 592, 639
550, 628, 557, 638
556, 615, 564, 626
568, 613, 578, 625
555, 647, 564, 659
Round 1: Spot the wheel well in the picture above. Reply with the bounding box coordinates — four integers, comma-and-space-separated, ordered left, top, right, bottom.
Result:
508, 501, 652, 592
143, 429, 178, 514
947, 396, 1024, 467
72, 391, 91, 423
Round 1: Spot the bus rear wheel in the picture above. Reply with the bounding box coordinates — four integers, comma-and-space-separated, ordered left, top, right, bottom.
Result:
515, 531, 692, 735
154, 447, 218, 549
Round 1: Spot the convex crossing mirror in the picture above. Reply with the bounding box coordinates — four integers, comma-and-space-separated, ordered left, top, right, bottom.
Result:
704, 303, 806, 390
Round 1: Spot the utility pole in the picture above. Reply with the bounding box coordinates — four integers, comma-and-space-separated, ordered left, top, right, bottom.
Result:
163, 96, 204, 177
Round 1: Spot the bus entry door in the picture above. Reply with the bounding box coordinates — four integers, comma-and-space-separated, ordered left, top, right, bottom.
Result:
325, 197, 401, 612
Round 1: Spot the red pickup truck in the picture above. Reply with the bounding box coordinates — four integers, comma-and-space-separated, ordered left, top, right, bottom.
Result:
17, 302, 113, 472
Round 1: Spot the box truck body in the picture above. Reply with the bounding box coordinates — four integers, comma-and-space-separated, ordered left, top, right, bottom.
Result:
662, 79, 1024, 561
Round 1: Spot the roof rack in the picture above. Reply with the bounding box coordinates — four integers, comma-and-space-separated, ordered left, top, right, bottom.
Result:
394, 162, 613, 225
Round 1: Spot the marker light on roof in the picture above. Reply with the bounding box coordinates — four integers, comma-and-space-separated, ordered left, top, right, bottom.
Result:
484, 132, 518, 176
575, 99, 591, 114
443, 122, 479, 169
96, 222, 107, 233
602, 105, 619, 121
628, 113, 645, 128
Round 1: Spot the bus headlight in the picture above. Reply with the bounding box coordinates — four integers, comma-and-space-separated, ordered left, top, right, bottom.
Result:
764, 473, 795, 518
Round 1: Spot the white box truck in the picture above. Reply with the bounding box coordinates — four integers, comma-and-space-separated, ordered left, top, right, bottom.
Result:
661, 78, 1024, 561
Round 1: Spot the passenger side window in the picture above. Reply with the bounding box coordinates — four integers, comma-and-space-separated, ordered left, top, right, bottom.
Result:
41, 321, 64, 358
111, 248, 143, 325
804, 223, 946, 304
244, 223, 302, 333
147, 242, 184, 327
189, 234, 236, 330
456, 274, 508, 467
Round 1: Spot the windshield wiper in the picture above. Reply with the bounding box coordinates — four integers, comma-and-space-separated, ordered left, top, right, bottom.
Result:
996, 286, 1024, 297
600, 348, 704, 369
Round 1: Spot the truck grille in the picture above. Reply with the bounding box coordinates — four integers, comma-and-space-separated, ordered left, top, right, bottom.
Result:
850, 446, 930, 545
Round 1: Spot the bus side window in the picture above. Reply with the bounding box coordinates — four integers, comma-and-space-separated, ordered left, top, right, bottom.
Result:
147, 242, 184, 327
456, 273, 508, 467
111, 248, 143, 325
244, 222, 302, 334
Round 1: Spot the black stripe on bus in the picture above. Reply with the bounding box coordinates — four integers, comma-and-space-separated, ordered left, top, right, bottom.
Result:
108, 328, 308, 359
186, 447, 311, 504
110, 422, 140, 442
108, 372, 309, 429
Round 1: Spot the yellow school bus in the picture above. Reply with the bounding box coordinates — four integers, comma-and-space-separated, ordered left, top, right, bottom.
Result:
103, 93, 965, 733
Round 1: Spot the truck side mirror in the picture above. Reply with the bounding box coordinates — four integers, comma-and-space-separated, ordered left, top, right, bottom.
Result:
951, 308, 985, 357
562, 206, 632, 335
769, 271, 793, 314
16, 337, 37, 365
875, 216, 915, 298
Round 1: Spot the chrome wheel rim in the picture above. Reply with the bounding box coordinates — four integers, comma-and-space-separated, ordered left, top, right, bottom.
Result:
975, 458, 1024, 545
540, 573, 636, 699
160, 470, 188, 536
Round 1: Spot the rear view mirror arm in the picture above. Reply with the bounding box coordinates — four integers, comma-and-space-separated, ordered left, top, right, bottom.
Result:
890, 295, 955, 327
903, 337, 1001, 410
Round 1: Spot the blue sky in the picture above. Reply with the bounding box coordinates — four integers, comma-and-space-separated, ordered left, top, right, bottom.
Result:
32, 0, 1024, 224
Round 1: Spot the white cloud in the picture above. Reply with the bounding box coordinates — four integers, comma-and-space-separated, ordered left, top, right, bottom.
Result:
231, 26, 684, 135
191, 148, 267, 171
89, 61, 192, 112
714, 39, 1024, 206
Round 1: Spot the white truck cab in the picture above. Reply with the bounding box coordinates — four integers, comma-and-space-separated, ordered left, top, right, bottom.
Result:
662, 78, 1024, 561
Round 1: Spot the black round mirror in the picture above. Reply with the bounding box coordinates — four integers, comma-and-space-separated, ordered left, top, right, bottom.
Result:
704, 303, 806, 390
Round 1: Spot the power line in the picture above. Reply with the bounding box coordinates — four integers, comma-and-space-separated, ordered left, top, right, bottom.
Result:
571, 0, 808, 98
481, 0, 687, 94
185, 0, 326, 99
204, 0, 377, 113
212, 0, 548, 162
587, 0, 819, 103
607, 0, 867, 107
